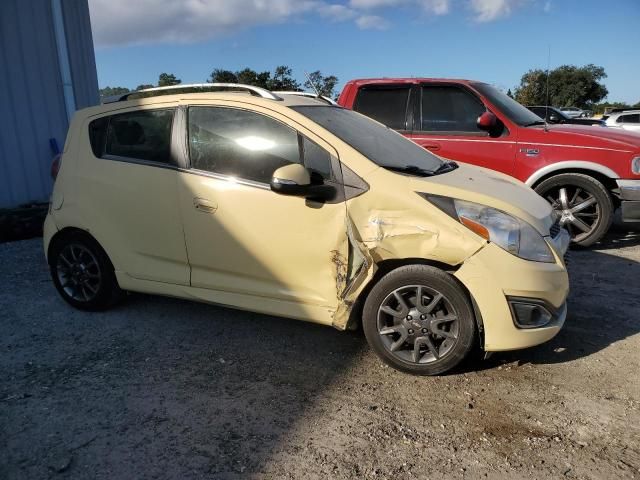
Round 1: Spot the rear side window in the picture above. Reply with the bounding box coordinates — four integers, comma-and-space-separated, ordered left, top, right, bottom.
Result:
88, 117, 108, 157
101, 109, 174, 164
420, 85, 486, 133
188, 107, 333, 184
617, 114, 640, 124
353, 86, 411, 130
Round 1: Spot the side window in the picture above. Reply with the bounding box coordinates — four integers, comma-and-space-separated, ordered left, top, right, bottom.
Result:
88, 116, 108, 157
104, 109, 174, 164
353, 86, 410, 130
188, 107, 334, 185
302, 136, 333, 182
420, 85, 486, 133
618, 114, 640, 124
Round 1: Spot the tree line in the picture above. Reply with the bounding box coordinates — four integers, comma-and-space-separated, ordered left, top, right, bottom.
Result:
511, 64, 639, 113
99, 67, 338, 100
99, 63, 638, 114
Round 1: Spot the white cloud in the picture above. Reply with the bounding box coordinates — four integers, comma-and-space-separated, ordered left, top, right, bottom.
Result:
355, 14, 391, 29
89, 0, 318, 47
317, 4, 359, 21
543, 0, 552, 13
468, 0, 519, 22
349, 0, 404, 8
419, 0, 451, 15
89, 0, 531, 48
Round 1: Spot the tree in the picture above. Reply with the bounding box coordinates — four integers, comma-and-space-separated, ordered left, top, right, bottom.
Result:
209, 69, 238, 83
268, 65, 300, 91
99, 86, 129, 99
514, 64, 608, 108
135, 84, 154, 91
304, 71, 339, 97
235, 68, 271, 89
158, 73, 181, 87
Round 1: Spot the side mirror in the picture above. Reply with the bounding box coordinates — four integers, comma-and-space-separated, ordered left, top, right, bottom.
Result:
477, 111, 498, 132
270, 163, 336, 202
548, 114, 559, 123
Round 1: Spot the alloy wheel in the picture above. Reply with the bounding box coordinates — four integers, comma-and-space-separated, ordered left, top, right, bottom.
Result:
55, 243, 102, 303
545, 185, 600, 243
377, 285, 459, 364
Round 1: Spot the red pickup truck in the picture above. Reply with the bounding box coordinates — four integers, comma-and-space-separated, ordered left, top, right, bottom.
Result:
338, 78, 640, 246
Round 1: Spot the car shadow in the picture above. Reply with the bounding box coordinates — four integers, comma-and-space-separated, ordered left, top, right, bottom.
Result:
478, 243, 640, 369
589, 212, 640, 251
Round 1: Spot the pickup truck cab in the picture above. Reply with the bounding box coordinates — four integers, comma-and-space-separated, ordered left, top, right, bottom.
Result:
338, 78, 640, 246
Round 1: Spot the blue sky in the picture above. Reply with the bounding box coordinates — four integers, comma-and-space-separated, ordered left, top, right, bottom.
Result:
89, 0, 639, 103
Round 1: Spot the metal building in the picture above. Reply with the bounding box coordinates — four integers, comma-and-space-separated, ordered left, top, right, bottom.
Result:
0, 0, 99, 208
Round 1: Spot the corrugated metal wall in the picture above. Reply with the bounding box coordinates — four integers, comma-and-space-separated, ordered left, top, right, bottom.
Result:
0, 0, 98, 208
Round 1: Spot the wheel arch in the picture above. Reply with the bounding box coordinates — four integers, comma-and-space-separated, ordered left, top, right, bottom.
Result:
347, 258, 484, 346
47, 227, 112, 266
526, 162, 619, 194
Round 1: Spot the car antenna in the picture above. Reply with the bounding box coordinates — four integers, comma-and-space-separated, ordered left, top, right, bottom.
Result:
304, 70, 322, 98
544, 45, 551, 132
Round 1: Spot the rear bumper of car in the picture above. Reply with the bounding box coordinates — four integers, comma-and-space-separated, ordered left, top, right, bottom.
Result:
617, 179, 640, 223
454, 242, 569, 352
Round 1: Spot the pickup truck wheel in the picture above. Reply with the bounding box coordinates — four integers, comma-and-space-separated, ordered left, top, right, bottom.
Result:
535, 173, 613, 247
362, 265, 476, 376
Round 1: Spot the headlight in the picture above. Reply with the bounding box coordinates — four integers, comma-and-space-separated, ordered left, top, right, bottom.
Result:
423, 196, 555, 263
632, 156, 640, 175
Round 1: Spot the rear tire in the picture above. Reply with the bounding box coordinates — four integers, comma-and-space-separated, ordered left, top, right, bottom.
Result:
48, 231, 123, 311
534, 173, 613, 247
362, 265, 476, 376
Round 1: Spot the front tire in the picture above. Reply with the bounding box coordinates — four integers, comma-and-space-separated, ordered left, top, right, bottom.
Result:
362, 265, 476, 376
49, 231, 123, 311
534, 173, 613, 247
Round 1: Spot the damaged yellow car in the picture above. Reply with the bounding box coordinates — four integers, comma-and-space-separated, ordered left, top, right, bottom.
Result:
44, 84, 570, 375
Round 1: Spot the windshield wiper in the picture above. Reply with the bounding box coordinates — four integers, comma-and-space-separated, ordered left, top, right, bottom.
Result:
432, 161, 459, 175
381, 161, 459, 177
380, 165, 434, 177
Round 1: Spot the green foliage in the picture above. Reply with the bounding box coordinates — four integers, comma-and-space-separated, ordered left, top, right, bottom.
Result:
304, 71, 339, 97
98, 86, 129, 99
209, 66, 335, 94
269, 65, 300, 91
514, 64, 608, 108
135, 84, 154, 91
158, 73, 181, 87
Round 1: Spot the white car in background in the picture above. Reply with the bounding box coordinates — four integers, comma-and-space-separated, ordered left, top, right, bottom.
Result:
603, 110, 640, 133
559, 107, 584, 118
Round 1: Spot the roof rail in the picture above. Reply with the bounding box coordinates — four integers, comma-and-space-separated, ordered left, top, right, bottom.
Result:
273, 91, 338, 106
102, 83, 283, 104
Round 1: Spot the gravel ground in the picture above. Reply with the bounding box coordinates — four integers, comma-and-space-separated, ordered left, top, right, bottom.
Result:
1, 225, 639, 480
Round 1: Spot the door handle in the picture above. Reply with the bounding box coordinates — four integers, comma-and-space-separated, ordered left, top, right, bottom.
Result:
193, 197, 217, 214
422, 143, 441, 152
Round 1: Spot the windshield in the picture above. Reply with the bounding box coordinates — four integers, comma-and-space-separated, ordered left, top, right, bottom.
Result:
291, 106, 443, 173
472, 82, 542, 127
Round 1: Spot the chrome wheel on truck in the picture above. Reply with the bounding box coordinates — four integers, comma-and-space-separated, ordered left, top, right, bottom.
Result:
535, 173, 613, 247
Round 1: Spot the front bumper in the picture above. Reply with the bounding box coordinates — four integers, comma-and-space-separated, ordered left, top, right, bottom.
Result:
454, 242, 569, 352
617, 179, 640, 223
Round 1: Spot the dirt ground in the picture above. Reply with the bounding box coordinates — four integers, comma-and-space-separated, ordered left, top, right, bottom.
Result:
1, 224, 639, 480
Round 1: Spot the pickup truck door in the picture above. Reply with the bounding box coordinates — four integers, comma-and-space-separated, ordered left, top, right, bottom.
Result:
406, 83, 517, 177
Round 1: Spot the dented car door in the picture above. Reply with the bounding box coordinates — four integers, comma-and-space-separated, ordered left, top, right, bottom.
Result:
177, 103, 349, 325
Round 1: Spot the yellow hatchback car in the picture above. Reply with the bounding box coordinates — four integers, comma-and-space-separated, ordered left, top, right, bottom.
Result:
44, 84, 570, 375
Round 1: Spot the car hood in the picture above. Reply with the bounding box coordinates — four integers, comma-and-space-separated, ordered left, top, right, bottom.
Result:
530, 124, 640, 151
411, 163, 554, 235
